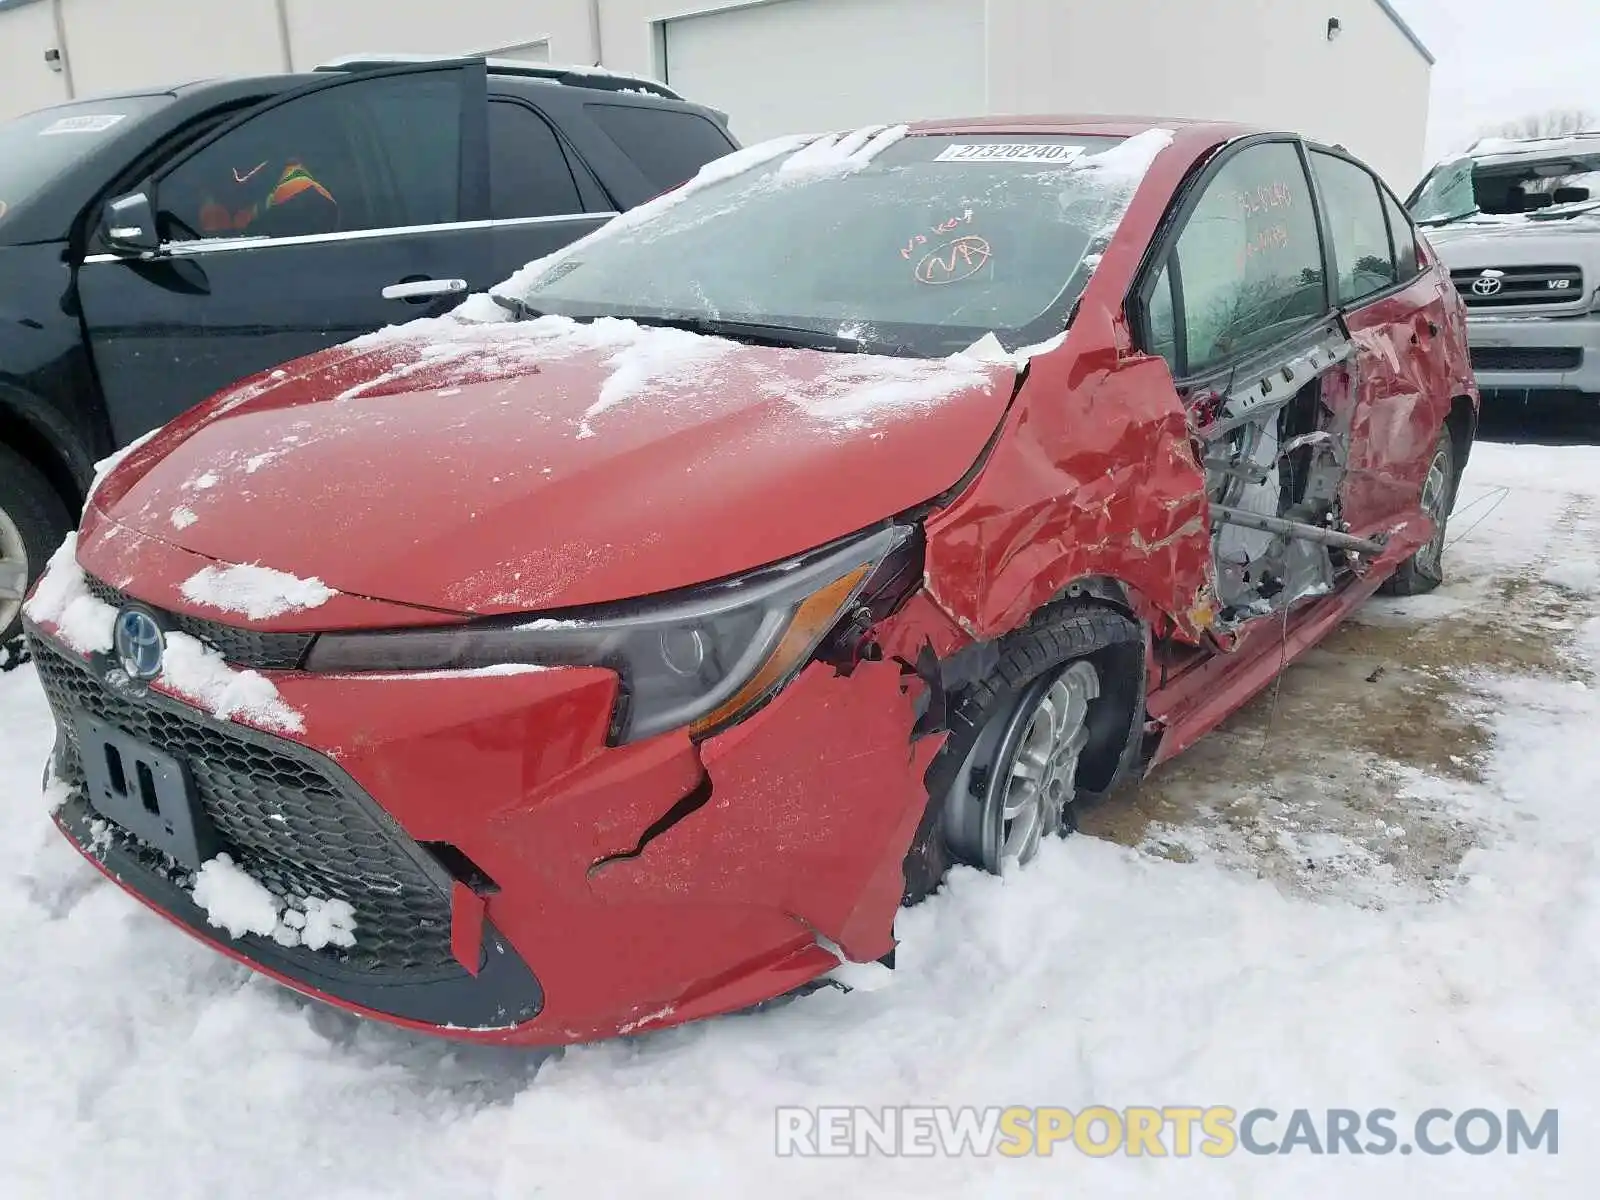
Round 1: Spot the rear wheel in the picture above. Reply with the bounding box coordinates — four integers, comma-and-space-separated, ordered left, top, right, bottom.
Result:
1379, 428, 1455, 597
0, 444, 73, 667
905, 603, 1145, 897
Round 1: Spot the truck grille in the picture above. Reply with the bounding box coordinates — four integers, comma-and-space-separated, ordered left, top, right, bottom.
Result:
31, 638, 457, 975
1452, 264, 1585, 308
85, 575, 314, 671
1470, 346, 1584, 372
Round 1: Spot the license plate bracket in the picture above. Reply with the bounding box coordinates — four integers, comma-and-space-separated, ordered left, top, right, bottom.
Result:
73, 713, 219, 871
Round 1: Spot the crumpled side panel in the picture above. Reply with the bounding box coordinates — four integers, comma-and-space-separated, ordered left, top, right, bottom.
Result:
922, 336, 1215, 644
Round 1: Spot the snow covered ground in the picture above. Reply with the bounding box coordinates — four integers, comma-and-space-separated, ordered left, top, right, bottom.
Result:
2, 440, 1599, 1197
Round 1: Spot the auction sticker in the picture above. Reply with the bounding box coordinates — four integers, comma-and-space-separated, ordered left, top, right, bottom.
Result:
935, 143, 1086, 164
39, 114, 126, 136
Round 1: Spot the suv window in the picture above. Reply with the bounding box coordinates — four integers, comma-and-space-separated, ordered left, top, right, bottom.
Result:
1382, 188, 1421, 281
582, 103, 735, 191
488, 100, 583, 219
155, 73, 462, 242
1169, 142, 1327, 375
1310, 150, 1395, 304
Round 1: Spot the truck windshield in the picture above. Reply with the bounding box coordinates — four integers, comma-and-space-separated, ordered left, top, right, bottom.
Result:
0, 96, 170, 231
500, 130, 1170, 357
1411, 148, 1600, 226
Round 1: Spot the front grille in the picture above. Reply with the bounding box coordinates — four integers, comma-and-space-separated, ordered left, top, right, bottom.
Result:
1452, 264, 1585, 308
85, 575, 314, 671
1470, 346, 1584, 372
31, 639, 456, 975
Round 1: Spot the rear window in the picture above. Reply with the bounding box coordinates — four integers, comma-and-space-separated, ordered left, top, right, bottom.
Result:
583, 102, 736, 191
0, 96, 170, 229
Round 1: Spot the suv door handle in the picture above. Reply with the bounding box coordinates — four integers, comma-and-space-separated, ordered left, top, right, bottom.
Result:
382, 278, 468, 302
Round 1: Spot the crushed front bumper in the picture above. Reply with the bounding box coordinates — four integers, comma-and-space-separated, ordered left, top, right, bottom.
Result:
23, 605, 939, 1043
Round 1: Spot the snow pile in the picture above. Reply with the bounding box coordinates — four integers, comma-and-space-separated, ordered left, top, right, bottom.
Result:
190, 853, 280, 938
578, 321, 741, 435
19, 534, 116, 655
777, 124, 909, 176
1079, 126, 1175, 185
179, 563, 337, 620
279, 895, 358, 951
83, 428, 159, 512
960, 330, 1069, 371
158, 632, 304, 734
768, 350, 1001, 430
339, 311, 744, 435
170, 507, 197, 531
192, 854, 357, 950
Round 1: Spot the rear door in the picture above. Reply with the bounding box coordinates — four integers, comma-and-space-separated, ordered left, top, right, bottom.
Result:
484, 96, 616, 285
1306, 148, 1453, 534
77, 63, 494, 445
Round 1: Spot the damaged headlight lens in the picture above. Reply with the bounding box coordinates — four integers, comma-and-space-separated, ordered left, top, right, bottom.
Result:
304, 526, 913, 743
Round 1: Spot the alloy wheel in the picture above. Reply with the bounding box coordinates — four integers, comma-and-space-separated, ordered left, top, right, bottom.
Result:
1414, 440, 1453, 577
945, 659, 1101, 873
0, 505, 29, 636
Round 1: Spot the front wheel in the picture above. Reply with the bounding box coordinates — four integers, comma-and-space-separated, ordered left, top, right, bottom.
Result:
1379, 428, 1455, 597
909, 603, 1145, 894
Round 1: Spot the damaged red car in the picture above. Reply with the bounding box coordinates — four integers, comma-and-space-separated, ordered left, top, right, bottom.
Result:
21, 116, 1477, 1044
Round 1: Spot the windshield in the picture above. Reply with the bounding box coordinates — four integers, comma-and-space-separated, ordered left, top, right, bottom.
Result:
0, 96, 169, 229
500, 130, 1167, 356
1410, 149, 1600, 226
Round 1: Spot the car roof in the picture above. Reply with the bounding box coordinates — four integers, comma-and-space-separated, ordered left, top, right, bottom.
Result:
908, 114, 1264, 140
1464, 132, 1600, 163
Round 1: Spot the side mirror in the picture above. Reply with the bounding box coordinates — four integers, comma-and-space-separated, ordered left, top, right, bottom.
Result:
101, 190, 160, 256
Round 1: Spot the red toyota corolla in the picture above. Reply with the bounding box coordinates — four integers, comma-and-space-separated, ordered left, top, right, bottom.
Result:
21, 117, 1476, 1044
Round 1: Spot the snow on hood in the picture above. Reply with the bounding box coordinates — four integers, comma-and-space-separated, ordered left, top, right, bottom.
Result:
98, 314, 1020, 615
179, 563, 337, 621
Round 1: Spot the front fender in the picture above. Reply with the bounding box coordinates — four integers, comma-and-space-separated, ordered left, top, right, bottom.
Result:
921, 342, 1216, 645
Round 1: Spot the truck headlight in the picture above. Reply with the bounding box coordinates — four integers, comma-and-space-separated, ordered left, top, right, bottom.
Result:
304, 526, 914, 743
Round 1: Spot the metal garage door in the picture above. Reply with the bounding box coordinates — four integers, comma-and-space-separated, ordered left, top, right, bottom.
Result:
661, 0, 987, 144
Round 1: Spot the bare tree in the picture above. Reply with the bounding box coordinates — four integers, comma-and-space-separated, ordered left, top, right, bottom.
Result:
1482, 109, 1599, 140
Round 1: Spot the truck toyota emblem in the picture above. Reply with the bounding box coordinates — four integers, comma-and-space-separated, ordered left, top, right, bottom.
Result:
1471, 271, 1504, 296
113, 607, 165, 680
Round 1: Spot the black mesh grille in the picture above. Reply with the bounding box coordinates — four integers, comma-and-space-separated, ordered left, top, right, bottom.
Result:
31, 639, 456, 975
1470, 346, 1584, 372
85, 575, 314, 671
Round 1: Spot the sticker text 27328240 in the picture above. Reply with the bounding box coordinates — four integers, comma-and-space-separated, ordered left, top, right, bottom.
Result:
934, 144, 1086, 165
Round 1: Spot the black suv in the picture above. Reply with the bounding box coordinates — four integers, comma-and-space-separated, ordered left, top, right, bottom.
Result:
0, 56, 739, 653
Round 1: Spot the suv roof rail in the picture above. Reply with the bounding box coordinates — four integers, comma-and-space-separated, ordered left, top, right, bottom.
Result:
313, 53, 683, 100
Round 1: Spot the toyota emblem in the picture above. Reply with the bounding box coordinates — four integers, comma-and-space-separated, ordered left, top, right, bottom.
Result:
113, 606, 165, 680
1471, 272, 1504, 296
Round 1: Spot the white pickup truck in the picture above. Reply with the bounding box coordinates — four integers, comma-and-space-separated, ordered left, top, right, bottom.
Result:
1409, 132, 1600, 415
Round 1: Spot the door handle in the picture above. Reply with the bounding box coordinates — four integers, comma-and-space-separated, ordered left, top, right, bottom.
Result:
382, 278, 468, 302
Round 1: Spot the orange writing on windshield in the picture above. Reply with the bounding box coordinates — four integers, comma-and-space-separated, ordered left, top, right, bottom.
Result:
916, 235, 992, 284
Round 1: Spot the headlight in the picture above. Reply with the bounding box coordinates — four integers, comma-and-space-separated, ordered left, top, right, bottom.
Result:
304, 525, 915, 743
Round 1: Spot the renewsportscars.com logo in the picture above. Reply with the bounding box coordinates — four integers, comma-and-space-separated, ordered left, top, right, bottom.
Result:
774, 1106, 1559, 1158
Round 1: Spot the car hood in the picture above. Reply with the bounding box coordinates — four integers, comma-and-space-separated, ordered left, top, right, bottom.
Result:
96, 311, 1019, 616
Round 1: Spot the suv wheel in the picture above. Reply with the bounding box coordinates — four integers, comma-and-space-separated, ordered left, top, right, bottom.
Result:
0, 444, 73, 665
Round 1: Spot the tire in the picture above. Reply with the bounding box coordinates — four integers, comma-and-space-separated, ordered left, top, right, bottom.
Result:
1378, 428, 1456, 598
0, 443, 74, 666
903, 602, 1146, 900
